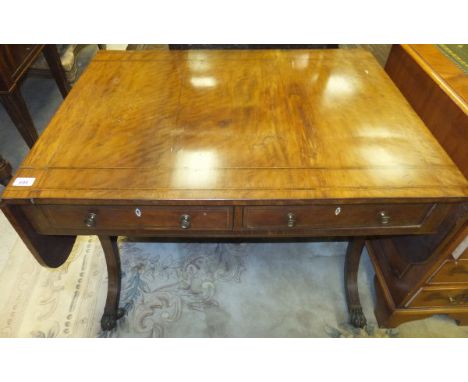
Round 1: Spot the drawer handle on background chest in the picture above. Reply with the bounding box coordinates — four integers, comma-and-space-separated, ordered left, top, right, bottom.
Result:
287, 212, 296, 228
448, 294, 468, 305
84, 212, 97, 228
379, 211, 391, 225
180, 214, 191, 229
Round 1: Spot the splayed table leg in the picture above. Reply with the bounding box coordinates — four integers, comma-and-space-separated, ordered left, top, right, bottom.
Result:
99, 236, 125, 331
345, 237, 367, 328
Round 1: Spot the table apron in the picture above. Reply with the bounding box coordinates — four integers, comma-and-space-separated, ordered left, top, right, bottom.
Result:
16, 202, 452, 237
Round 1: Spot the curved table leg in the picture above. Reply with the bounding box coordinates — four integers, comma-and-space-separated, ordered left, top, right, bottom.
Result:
345, 238, 367, 328
98, 236, 125, 331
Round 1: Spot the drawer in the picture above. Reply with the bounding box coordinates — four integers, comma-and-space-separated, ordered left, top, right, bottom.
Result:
428, 260, 468, 284
243, 204, 433, 230
39, 205, 233, 231
407, 287, 468, 308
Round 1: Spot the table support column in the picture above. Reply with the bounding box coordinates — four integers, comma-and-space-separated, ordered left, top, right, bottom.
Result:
98, 235, 125, 331
345, 237, 367, 328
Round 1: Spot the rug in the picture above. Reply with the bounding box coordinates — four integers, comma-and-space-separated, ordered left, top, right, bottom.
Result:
1, 212, 468, 338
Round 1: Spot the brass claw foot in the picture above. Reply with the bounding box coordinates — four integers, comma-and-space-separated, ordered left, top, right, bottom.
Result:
349, 306, 367, 328
101, 308, 126, 331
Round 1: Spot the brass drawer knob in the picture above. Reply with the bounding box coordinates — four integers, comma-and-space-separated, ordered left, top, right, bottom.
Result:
84, 212, 97, 228
180, 214, 191, 229
448, 296, 457, 304
379, 211, 391, 225
287, 212, 296, 228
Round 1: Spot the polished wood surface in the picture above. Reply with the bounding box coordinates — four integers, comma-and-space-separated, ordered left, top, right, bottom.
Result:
398, 45, 466, 112
3, 49, 467, 202
1, 49, 468, 330
385, 44, 468, 178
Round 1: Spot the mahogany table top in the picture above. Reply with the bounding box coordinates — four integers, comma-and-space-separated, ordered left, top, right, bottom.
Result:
3, 49, 467, 203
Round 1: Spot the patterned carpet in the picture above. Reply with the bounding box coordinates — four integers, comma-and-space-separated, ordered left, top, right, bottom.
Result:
1, 211, 468, 338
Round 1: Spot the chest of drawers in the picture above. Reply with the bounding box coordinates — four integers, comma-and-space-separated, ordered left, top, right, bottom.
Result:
369, 214, 468, 327
368, 44, 468, 327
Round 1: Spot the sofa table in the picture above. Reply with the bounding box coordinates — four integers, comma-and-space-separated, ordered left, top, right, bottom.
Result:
1, 49, 467, 331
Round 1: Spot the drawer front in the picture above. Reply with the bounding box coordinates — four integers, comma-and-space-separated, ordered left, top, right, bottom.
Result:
243, 204, 433, 230
407, 287, 468, 308
40, 205, 233, 231
429, 260, 468, 284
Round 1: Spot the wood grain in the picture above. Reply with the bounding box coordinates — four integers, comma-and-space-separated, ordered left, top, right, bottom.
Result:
3, 49, 467, 203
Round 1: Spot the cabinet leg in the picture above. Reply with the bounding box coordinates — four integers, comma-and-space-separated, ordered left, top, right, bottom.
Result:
98, 235, 125, 331
345, 237, 367, 328
0, 87, 38, 148
0, 155, 13, 186
451, 314, 468, 326
42, 44, 70, 98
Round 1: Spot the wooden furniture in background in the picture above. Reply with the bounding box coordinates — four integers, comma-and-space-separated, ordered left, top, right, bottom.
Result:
1, 49, 467, 330
0, 44, 70, 148
370, 44, 468, 327
0, 154, 12, 186
368, 207, 468, 327
385, 44, 467, 179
